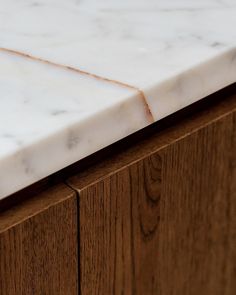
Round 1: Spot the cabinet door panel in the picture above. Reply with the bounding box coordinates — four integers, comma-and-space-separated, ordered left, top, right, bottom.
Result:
0, 184, 78, 295
69, 94, 236, 295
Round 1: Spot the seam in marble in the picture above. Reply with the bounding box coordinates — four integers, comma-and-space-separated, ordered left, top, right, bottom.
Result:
0, 47, 154, 122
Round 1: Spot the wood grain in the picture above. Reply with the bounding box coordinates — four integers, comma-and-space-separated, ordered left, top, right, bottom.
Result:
158, 112, 236, 295
0, 184, 78, 295
75, 154, 162, 295
68, 91, 236, 294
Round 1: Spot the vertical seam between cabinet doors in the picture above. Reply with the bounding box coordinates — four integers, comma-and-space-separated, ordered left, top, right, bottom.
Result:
76, 191, 82, 295
63, 181, 81, 295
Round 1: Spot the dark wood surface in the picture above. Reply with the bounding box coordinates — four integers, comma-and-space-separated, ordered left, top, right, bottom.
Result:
0, 184, 78, 295
68, 90, 236, 294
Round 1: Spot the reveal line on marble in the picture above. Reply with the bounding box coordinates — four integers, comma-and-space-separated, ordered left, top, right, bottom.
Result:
0, 47, 154, 122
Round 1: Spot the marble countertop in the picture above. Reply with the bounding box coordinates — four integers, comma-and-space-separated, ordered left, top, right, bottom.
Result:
0, 0, 236, 199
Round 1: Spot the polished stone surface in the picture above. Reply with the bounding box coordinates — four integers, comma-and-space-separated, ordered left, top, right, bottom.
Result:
0, 0, 235, 198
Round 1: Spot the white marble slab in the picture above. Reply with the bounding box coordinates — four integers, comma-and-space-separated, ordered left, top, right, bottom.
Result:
0, 0, 236, 199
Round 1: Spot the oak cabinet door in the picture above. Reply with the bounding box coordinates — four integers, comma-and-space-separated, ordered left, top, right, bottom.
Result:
0, 184, 78, 295
69, 95, 236, 295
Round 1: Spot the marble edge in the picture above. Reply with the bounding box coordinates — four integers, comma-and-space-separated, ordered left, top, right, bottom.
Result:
0, 47, 236, 199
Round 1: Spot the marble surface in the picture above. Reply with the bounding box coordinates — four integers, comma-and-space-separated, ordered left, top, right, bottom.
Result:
0, 0, 236, 199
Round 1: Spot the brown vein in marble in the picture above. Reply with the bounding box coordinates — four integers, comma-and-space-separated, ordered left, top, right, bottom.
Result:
0, 47, 154, 122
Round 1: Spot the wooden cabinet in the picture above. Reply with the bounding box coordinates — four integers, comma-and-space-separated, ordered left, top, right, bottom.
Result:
1, 88, 236, 294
